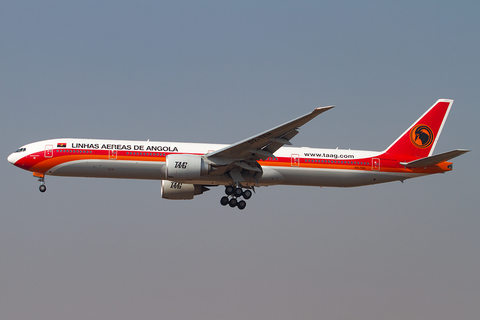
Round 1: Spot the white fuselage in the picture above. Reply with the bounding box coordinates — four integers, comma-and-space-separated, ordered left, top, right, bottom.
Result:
8, 138, 426, 188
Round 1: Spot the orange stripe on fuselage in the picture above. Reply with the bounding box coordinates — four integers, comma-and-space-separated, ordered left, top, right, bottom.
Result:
260, 157, 452, 174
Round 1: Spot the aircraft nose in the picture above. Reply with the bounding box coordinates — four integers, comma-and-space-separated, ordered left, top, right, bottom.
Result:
7, 153, 17, 165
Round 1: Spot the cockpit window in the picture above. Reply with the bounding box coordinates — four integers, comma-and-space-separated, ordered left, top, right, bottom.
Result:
15, 148, 26, 152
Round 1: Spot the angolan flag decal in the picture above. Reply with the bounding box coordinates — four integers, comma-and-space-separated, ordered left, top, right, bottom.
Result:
57, 143, 67, 147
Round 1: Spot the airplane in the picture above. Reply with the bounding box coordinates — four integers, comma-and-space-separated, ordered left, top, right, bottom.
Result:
7, 99, 469, 210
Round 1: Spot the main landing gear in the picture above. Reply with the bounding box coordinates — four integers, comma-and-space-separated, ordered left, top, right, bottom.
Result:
220, 186, 252, 210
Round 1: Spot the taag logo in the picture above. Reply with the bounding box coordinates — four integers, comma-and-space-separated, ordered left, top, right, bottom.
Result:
409, 124, 434, 149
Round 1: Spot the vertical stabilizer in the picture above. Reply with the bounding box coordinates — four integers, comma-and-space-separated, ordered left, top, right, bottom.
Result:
384, 99, 453, 158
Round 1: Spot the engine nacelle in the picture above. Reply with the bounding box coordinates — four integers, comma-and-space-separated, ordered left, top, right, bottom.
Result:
165, 154, 209, 180
161, 180, 208, 200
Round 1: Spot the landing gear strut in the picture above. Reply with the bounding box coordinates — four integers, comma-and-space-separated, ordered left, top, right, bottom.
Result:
220, 186, 252, 210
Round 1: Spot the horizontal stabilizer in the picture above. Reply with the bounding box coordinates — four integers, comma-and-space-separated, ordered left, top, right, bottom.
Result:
400, 149, 470, 168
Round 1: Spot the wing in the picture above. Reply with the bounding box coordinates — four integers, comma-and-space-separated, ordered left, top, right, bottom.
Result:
207, 106, 334, 162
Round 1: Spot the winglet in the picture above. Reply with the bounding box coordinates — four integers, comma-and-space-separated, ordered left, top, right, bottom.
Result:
315, 106, 335, 113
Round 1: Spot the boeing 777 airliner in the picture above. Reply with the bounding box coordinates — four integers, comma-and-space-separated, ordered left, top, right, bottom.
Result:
8, 99, 469, 209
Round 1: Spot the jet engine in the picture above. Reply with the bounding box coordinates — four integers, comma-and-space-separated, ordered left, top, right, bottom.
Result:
161, 180, 209, 200
165, 154, 210, 180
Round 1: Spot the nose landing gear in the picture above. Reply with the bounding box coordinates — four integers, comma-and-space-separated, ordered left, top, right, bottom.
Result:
220, 186, 252, 210
34, 172, 47, 193
38, 177, 47, 193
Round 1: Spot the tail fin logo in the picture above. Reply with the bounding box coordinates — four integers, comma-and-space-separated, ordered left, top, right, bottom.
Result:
410, 124, 434, 149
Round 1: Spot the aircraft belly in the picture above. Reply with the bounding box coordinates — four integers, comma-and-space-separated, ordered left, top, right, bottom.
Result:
48, 160, 166, 180
272, 167, 421, 187
257, 168, 285, 186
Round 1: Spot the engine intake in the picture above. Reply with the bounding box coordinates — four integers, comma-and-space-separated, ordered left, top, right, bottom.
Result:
165, 154, 210, 180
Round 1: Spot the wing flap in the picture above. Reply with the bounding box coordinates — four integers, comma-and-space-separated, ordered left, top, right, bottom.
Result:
263, 129, 299, 154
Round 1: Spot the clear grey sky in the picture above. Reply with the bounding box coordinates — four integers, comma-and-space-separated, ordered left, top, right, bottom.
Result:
1, 1, 479, 319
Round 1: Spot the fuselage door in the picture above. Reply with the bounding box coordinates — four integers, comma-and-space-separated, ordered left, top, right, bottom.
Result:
45, 145, 53, 158
291, 154, 299, 167
372, 158, 380, 171
109, 150, 118, 159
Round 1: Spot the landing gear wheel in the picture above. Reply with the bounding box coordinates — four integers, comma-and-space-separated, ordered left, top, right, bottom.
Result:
229, 198, 238, 208
237, 200, 246, 210
233, 187, 243, 197
39, 185, 46, 193
225, 186, 234, 196
242, 189, 252, 200
220, 196, 229, 206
